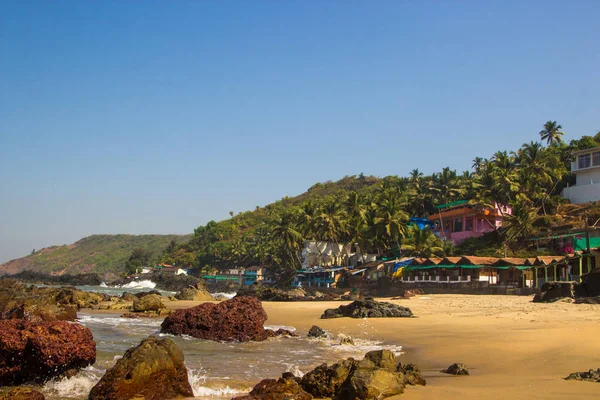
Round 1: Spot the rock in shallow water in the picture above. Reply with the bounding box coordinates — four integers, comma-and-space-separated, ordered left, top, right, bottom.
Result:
320, 300, 413, 319
441, 363, 470, 375
160, 296, 291, 342
307, 325, 327, 339
0, 319, 96, 385
565, 368, 600, 382
88, 336, 194, 400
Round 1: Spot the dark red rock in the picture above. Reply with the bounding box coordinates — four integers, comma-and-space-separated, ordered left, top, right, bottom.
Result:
161, 296, 285, 342
88, 336, 194, 400
0, 319, 96, 385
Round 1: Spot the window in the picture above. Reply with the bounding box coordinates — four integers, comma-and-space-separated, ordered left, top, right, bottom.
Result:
454, 218, 463, 232
593, 152, 600, 166
579, 154, 591, 169
465, 217, 473, 231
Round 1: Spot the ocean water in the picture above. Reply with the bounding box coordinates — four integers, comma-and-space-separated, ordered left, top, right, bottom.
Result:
36, 285, 402, 399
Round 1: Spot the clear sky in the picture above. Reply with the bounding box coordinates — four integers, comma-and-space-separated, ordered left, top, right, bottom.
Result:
1, 1, 599, 263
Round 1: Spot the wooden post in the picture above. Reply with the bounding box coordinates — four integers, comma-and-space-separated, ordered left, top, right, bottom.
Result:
587, 254, 592, 275
534, 267, 539, 288
544, 266, 548, 284
553, 264, 558, 281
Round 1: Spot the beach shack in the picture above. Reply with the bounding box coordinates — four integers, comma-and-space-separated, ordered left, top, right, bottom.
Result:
428, 200, 511, 245
294, 266, 345, 288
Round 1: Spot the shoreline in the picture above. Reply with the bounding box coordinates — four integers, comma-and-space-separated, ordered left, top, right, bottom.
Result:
83, 295, 600, 399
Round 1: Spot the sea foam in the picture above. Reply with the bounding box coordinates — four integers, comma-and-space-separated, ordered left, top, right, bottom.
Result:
118, 280, 157, 289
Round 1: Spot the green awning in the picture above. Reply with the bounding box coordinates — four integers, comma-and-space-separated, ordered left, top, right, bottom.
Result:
458, 265, 485, 269
435, 199, 468, 210
494, 266, 531, 270
574, 237, 600, 251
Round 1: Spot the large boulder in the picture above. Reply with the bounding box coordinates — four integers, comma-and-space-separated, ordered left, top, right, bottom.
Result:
161, 296, 281, 342
0, 319, 96, 385
321, 300, 413, 319
582, 268, 600, 297
300, 350, 424, 400
232, 373, 312, 400
88, 336, 194, 400
0, 387, 46, 400
175, 284, 215, 301
300, 359, 357, 398
132, 294, 166, 312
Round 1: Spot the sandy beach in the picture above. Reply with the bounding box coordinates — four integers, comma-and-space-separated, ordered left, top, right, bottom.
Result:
167, 295, 600, 399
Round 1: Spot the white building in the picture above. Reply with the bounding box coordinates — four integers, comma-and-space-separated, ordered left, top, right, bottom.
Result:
563, 147, 600, 204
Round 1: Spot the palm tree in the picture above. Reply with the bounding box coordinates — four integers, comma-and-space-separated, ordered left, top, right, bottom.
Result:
502, 195, 539, 249
539, 121, 564, 145
374, 189, 409, 251
400, 225, 445, 257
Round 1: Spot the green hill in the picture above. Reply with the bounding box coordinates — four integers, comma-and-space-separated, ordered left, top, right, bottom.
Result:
0, 234, 191, 279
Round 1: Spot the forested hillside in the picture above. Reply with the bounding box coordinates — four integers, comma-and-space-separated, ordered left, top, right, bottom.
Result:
162, 123, 600, 282
0, 234, 191, 279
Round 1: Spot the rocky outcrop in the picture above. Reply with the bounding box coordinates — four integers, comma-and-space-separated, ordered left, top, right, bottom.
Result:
321, 300, 413, 319
565, 368, 600, 382
0, 387, 46, 400
441, 363, 470, 375
232, 372, 312, 400
88, 336, 194, 400
307, 325, 327, 339
0, 280, 78, 322
175, 283, 215, 301
0, 319, 96, 385
236, 284, 307, 301
582, 268, 600, 297
300, 350, 424, 400
161, 296, 290, 342
532, 282, 581, 303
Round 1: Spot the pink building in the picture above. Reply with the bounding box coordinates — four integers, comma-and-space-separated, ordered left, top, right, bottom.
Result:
428, 200, 511, 245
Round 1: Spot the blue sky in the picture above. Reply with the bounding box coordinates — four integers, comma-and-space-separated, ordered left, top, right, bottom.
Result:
1, 1, 599, 263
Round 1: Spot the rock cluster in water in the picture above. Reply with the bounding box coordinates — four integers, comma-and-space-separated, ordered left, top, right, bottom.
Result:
236, 283, 364, 302
89, 336, 194, 400
0, 279, 97, 386
441, 363, 470, 375
233, 350, 426, 400
320, 299, 413, 319
160, 296, 296, 342
0, 319, 96, 385
533, 268, 600, 303
565, 368, 600, 382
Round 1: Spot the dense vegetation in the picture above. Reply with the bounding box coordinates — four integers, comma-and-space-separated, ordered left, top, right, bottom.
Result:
161, 122, 600, 282
0, 234, 191, 279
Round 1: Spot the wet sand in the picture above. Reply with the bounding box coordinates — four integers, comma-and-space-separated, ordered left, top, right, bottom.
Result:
167, 295, 600, 400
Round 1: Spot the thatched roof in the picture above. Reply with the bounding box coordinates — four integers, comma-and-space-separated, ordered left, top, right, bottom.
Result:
457, 256, 499, 266
439, 257, 462, 265
493, 258, 528, 266
533, 256, 567, 266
